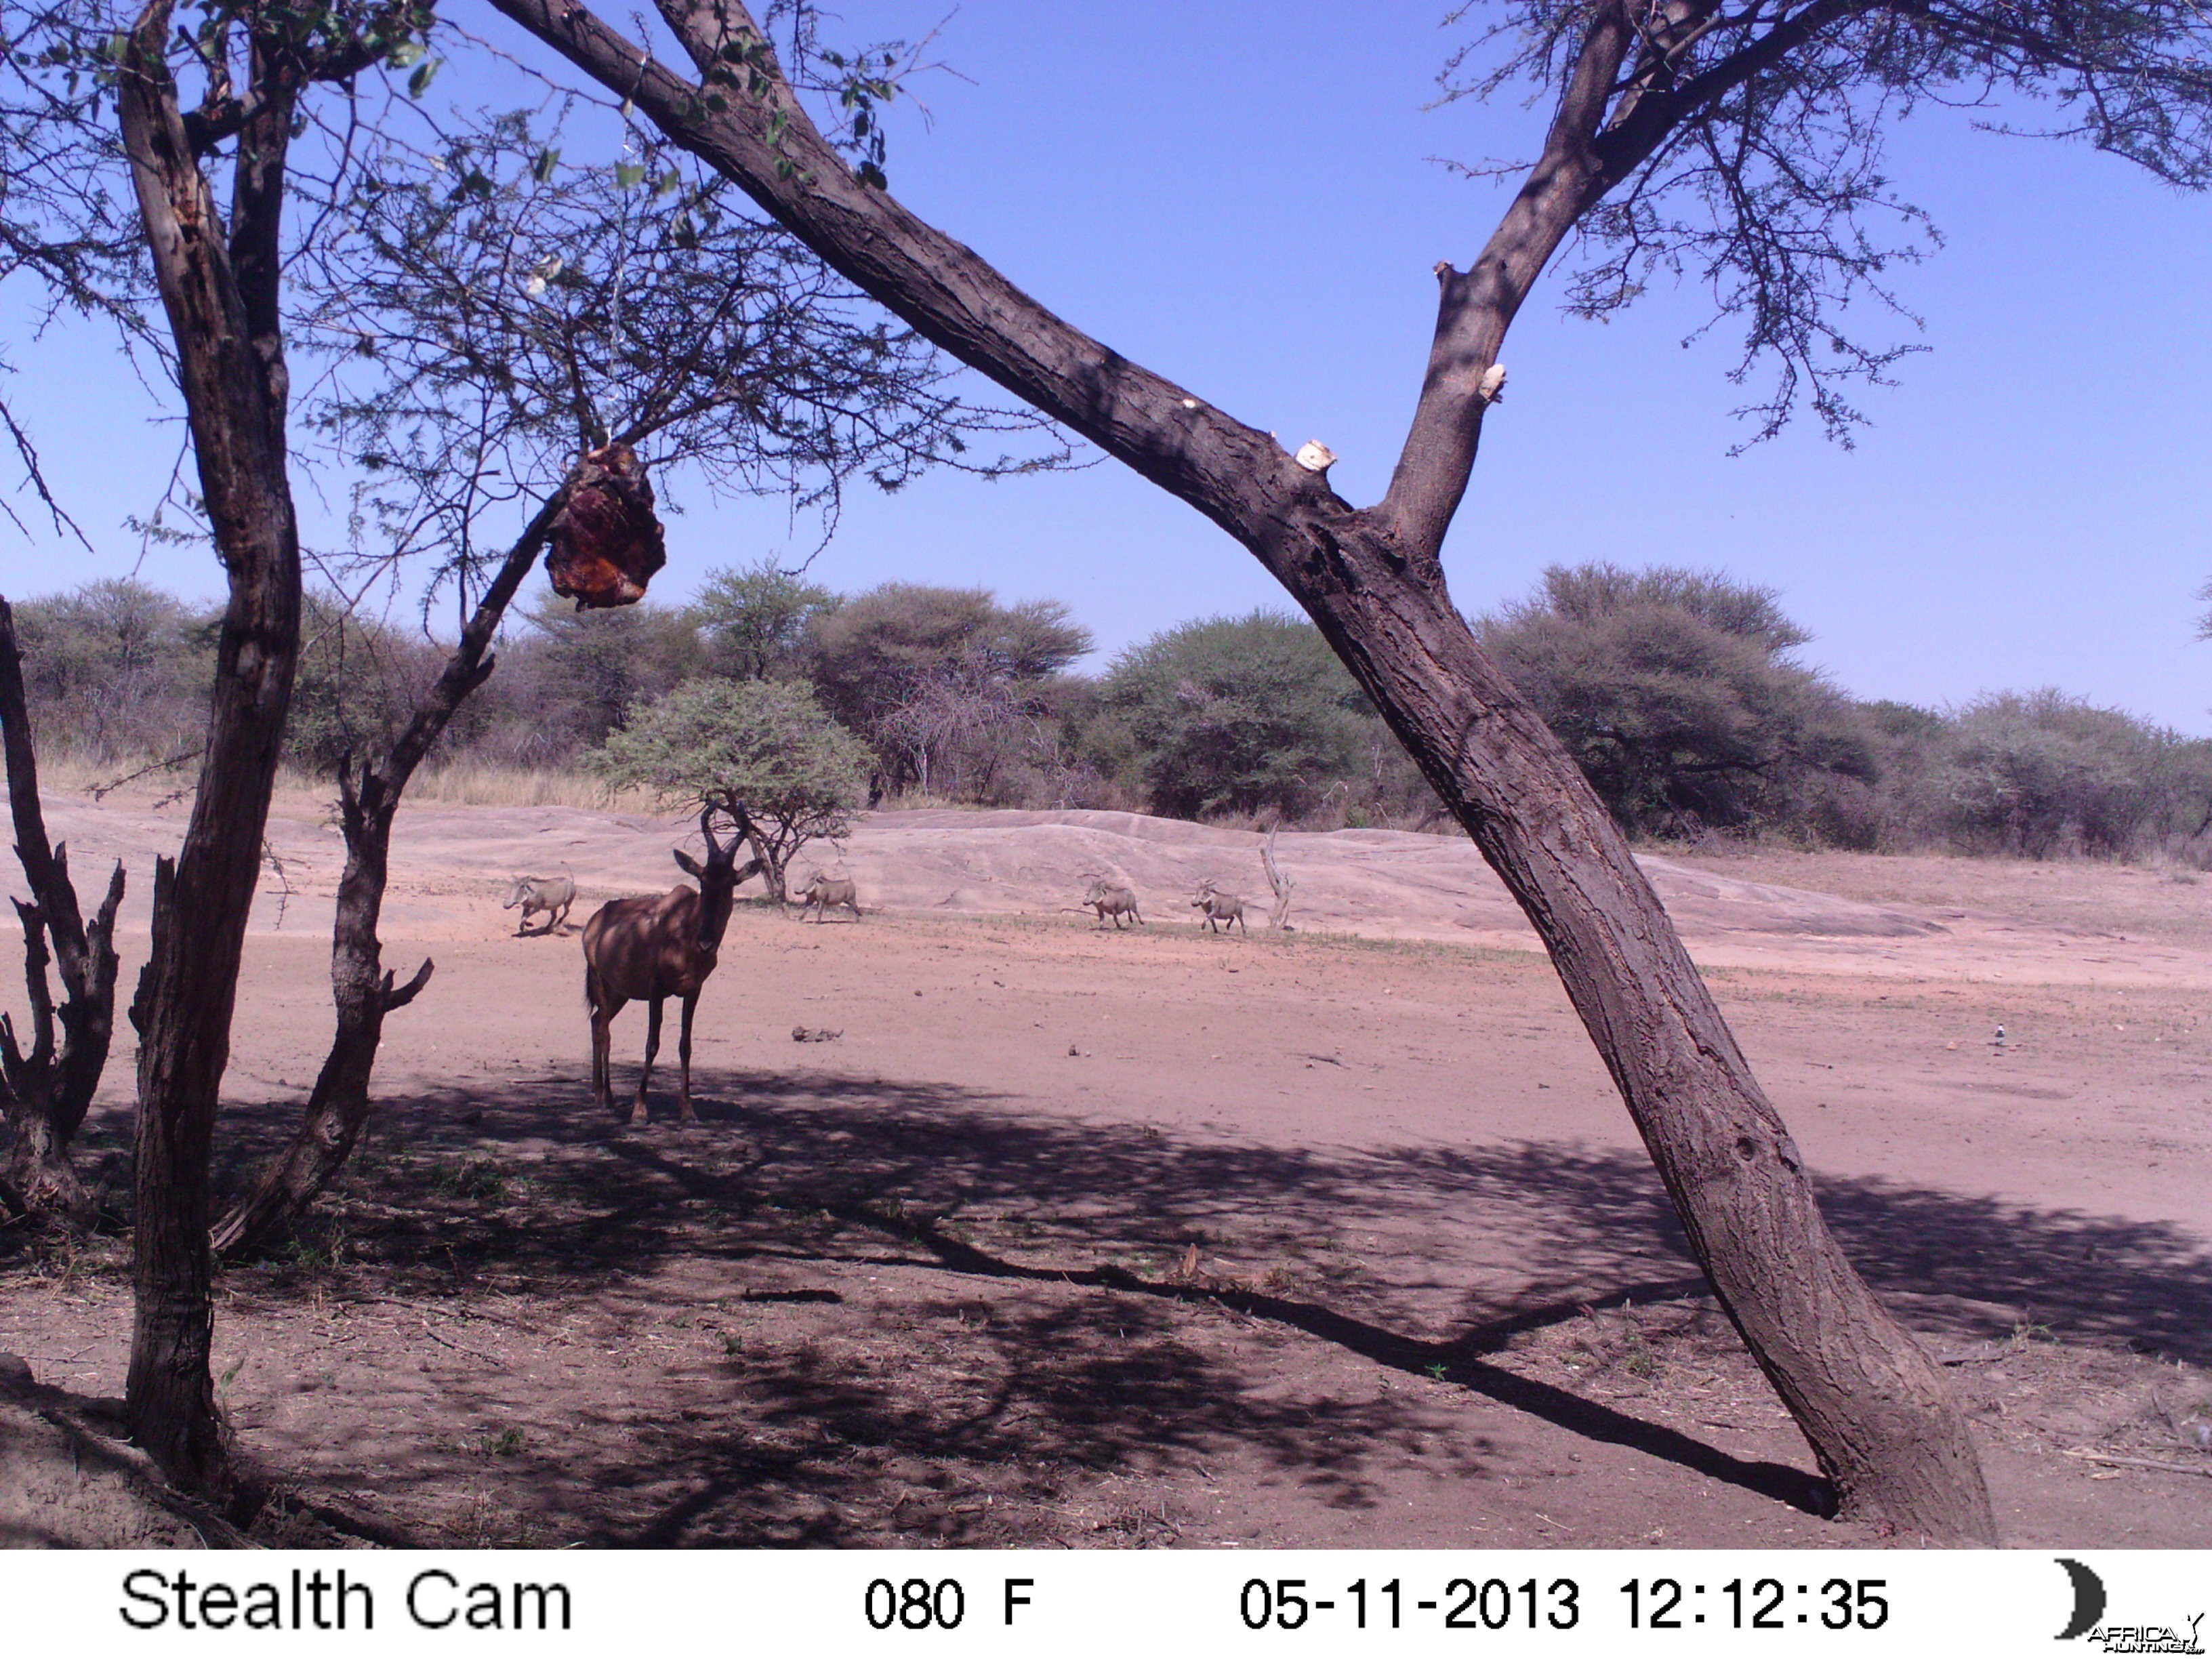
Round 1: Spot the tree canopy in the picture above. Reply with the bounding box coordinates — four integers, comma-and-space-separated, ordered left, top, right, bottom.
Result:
592, 677, 867, 897
1480, 564, 1875, 839
1099, 612, 1372, 821
689, 558, 838, 683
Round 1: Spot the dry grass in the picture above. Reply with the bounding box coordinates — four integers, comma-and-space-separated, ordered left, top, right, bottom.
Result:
405, 762, 651, 812
16, 754, 658, 816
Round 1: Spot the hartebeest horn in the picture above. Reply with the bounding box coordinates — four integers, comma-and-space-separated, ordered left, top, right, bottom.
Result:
698, 806, 722, 859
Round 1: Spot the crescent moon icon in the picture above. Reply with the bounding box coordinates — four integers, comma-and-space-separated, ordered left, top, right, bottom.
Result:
2055, 1558, 2106, 1641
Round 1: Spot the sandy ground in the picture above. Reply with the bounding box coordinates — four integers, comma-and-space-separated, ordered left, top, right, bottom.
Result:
1, 796, 2207, 1549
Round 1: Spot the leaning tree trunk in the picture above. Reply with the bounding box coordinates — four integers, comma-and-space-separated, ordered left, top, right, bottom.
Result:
1276, 512, 1992, 1536
492, 0, 1996, 1540
0, 598, 126, 1224
116, 6, 303, 1511
212, 497, 567, 1258
753, 842, 787, 904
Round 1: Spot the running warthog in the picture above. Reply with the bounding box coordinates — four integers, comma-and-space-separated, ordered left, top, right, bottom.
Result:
502, 873, 575, 935
796, 871, 862, 922
1191, 881, 1248, 935
1082, 878, 1144, 928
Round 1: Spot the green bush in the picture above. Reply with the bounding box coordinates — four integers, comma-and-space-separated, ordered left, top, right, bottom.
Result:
687, 558, 835, 683
1923, 691, 2189, 858
9, 578, 213, 765
592, 678, 868, 897
1479, 562, 1875, 840
286, 592, 443, 775
805, 582, 1090, 798
1097, 611, 1372, 820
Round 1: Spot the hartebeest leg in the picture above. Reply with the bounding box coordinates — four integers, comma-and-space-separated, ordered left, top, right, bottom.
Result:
677, 994, 698, 1124
633, 996, 663, 1126
590, 996, 623, 1112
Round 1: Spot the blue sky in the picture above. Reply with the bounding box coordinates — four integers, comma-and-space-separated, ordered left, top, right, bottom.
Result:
3, 3, 2207, 729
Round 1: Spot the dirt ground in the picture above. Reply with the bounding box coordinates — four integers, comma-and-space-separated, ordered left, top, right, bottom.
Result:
2, 800, 2208, 1549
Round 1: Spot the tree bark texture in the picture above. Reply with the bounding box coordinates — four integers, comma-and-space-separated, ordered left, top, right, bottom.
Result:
117, 1, 303, 1509
211, 496, 567, 1258
492, 0, 1994, 1540
0, 598, 126, 1223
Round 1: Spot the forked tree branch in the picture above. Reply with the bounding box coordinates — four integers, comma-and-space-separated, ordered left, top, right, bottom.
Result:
1382, 0, 1638, 559
485, 0, 1332, 567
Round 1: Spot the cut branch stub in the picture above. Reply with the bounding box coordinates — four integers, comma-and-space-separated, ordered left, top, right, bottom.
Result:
382, 958, 435, 1012
546, 441, 666, 610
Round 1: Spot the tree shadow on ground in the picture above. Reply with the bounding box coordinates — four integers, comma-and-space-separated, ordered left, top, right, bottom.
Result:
190, 1064, 2209, 1542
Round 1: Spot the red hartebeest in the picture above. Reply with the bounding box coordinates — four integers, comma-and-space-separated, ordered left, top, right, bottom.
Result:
583, 807, 754, 1124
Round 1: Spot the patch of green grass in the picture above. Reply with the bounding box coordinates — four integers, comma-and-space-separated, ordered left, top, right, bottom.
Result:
425, 1158, 509, 1204
268, 1221, 350, 1275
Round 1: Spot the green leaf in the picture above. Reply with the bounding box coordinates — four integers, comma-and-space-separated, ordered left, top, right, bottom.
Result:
386, 38, 424, 68
531, 146, 560, 183
615, 162, 647, 189
407, 54, 439, 98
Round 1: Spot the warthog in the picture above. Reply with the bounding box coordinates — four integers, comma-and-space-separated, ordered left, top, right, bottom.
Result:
796, 871, 862, 922
1082, 878, 1144, 928
1192, 882, 1248, 935
502, 873, 575, 935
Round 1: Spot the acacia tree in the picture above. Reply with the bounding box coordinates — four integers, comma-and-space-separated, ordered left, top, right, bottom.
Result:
593, 677, 867, 897
1479, 564, 1877, 839
689, 558, 836, 682
1102, 613, 1371, 820
489, 0, 2212, 1539
5, 3, 1055, 1503
213, 109, 1054, 1256
99, 0, 445, 1510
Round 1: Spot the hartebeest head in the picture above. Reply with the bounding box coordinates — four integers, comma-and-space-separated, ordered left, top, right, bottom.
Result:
671, 806, 745, 956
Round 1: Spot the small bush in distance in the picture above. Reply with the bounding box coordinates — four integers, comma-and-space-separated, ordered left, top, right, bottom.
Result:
593, 678, 868, 899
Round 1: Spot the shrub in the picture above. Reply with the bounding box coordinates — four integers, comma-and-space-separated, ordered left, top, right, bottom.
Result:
1925, 691, 2186, 859
1480, 562, 1875, 840
592, 678, 868, 899
9, 578, 213, 765
286, 592, 444, 775
1097, 611, 1372, 820
687, 558, 835, 683
459, 590, 705, 768
806, 582, 1090, 798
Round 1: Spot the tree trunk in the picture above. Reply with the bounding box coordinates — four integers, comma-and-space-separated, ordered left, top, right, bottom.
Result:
212, 497, 564, 1258
492, 0, 1994, 1540
754, 844, 787, 904
1274, 512, 1991, 1536
117, 5, 302, 1511
0, 599, 127, 1225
